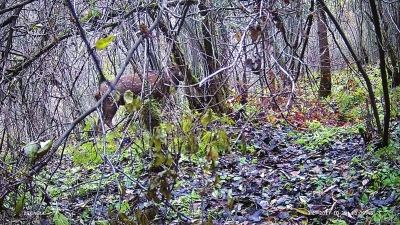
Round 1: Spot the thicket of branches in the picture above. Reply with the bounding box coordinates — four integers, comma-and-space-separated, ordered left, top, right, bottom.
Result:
1, 0, 399, 221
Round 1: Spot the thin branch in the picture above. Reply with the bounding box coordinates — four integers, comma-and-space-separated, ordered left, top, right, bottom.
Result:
28, 1, 165, 177
65, 0, 105, 83
5, 33, 72, 80
198, 19, 255, 87
0, 0, 36, 15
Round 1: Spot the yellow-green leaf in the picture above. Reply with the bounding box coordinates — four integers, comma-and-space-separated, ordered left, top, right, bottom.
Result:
294, 208, 310, 215
165, 154, 173, 166
132, 96, 141, 111
207, 145, 219, 161
201, 109, 212, 127
154, 152, 166, 167
53, 212, 70, 225
165, 123, 172, 133
182, 115, 192, 133
152, 129, 161, 152
124, 90, 134, 113
37, 139, 53, 158
124, 90, 134, 104
95, 36, 115, 50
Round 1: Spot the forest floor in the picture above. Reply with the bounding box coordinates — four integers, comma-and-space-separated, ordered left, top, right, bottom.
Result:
33, 112, 400, 225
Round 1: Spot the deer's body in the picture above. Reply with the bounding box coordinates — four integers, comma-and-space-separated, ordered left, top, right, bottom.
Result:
95, 68, 182, 128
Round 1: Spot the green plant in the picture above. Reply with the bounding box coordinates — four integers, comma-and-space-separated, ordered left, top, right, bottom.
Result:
370, 164, 400, 189
140, 99, 161, 130
329, 219, 347, 225
172, 190, 202, 217
375, 145, 399, 160
239, 157, 246, 165
369, 206, 400, 224
295, 121, 347, 151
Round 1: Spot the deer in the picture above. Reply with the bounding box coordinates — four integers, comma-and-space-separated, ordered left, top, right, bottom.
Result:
94, 66, 183, 129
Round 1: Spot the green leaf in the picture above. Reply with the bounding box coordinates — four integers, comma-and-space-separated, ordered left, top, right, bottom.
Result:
132, 96, 141, 111
182, 115, 192, 133
125, 91, 141, 113
24, 142, 40, 164
94, 220, 109, 225
124, 90, 134, 113
14, 194, 25, 217
201, 109, 212, 127
294, 208, 310, 215
53, 212, 70, 225
95, 36, 115, 50
227, 189, 233, 209
152, 129, 162, 152
186, 132, 198, 154
165, 123, 172, 133
124, 90, 134, 104
217, 129, 230, 151
207, 144, 219, 161
154, 152, 166, 167
165, 154, 174, 166
37, 139, 53, 158
120, 200, 130, 213
361, 193, 368, 204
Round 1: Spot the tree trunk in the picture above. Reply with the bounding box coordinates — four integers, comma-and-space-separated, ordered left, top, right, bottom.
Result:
317, 1, 332, 98
198, 2, 229, 114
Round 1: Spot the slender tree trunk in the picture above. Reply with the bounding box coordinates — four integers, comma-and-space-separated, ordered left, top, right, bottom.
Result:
295, 0, 314, 83
316, 1, 332, 97
369, 0, 390, 147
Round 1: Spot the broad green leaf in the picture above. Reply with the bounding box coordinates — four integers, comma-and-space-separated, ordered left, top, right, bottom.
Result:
182, 115, 192, 133
218, 129, 230, 151
53, 212, 70, 225
24, 142, 40, 163
165, 122, 172, 133
207, 144, 219, 161
125, 103, 134, 113
124, 90, 134, 113
132, 96, 141, 111
124, 90, 134, 104
152, 129, 161, 152
201, 109, 212, 127
112, 90, 121, 102
95, 36, 115, 50
14, 194, 25, 217
165, 154, 173, 166
120, 200, 130, 213
37, 139, 53, 158
362, 193, 368, 204
154, 152, 166, 167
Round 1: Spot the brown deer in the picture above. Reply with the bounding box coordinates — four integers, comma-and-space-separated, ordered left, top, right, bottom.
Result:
95, 66, 183, 129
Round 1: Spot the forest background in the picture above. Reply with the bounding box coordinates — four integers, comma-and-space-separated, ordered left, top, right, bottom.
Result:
1, 0, 399, 224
